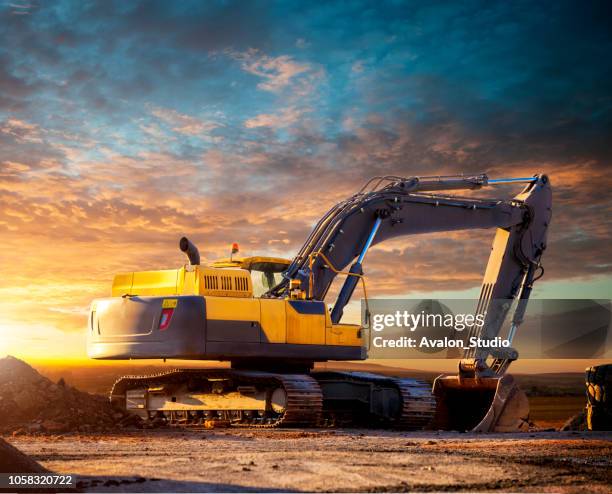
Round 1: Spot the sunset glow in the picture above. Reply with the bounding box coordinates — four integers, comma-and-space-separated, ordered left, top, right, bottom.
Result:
1, 2, 610, 368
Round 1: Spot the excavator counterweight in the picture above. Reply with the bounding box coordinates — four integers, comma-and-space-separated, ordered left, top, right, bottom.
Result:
88, 173, 551, 431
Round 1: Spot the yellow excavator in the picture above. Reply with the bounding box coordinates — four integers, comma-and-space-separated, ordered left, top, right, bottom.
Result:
87, 173, 551, 431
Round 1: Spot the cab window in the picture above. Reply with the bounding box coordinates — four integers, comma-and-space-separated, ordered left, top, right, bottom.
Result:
250, 269, 284, 297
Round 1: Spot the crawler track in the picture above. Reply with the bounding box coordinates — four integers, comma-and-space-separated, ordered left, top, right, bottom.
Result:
313, 371, 436, 429
111, 369, 323, 428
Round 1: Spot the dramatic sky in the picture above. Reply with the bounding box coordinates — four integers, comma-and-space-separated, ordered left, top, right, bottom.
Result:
1, 0, 611, 362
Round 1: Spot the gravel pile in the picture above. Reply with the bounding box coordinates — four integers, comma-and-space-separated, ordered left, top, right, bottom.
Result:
0, 356, 140, 434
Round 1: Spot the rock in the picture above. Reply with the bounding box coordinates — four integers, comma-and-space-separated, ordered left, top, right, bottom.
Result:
26, 423, 42, 433
119, 414, 143, 428
42, 420, 66, 432
0, 437, 48, 473
13, 388, 40, 413
560, 410, 588, 431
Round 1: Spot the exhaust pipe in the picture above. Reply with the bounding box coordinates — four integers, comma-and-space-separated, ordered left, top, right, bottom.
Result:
179, 236, 200, 265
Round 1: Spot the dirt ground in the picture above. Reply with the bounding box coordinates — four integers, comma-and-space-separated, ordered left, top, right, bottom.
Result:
8, 429, 612, 493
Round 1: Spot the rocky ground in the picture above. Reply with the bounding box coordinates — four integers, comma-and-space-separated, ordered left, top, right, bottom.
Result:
1, 356, 607, 492
0, 356, 138, 434
8, 428, 612, 493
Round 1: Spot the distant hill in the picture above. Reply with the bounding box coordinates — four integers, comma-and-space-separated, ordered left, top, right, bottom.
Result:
30, 360, 585, 396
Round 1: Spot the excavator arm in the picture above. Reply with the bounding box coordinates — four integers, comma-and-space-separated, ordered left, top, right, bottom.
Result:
269, 173, 551, 431
270, 173, 551, 372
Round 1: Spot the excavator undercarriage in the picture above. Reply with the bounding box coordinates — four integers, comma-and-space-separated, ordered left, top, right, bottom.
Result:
88, 173, 551, 431
111, 368, 435, 429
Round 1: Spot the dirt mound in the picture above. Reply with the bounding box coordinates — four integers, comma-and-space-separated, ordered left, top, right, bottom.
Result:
560, 410, 588, 431
0, 356, 139, 434
0, 437, 48, 473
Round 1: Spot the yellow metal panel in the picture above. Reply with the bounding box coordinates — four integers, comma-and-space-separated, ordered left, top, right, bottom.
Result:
326, 324, 362, 346
205, 296, 260, 322
178, 267, 199, 295
112, 266, 254, 299
197, 267, 253, 298
211, 256, 290, 271
260, 298, 286, 343
285, 302, 325, 345
131, 269, 179, 296
162, 298, 178, 309
111, 272, 133, 297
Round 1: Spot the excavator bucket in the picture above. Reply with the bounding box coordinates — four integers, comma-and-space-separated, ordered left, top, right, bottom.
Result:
430, 374, 530, 432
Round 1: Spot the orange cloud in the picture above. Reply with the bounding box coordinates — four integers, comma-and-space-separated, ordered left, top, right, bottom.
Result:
235, 49, 315, 92
1, 111, 611, 360
245, 106, 307, 129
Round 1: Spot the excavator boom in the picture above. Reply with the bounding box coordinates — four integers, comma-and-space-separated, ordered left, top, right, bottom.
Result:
271, 173, 551, 375
270, 172, 552, 432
